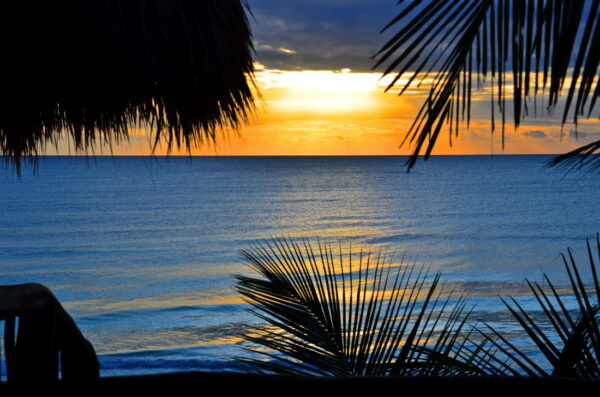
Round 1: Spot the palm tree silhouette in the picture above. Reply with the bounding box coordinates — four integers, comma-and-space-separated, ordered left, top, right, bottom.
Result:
0, 1, 255, 174
374, 0, 600, 172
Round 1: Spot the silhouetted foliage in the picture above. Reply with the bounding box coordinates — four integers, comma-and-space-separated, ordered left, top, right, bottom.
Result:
375, 0, 600, 172
237, 236, 600, 379
236, 238, 486, 376
480, 235, 600, 378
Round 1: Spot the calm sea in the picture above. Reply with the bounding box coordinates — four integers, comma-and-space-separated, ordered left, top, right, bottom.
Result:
1, 155, 600, 376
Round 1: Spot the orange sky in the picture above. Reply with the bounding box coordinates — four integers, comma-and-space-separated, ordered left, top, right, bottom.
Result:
49, 64, 600, 156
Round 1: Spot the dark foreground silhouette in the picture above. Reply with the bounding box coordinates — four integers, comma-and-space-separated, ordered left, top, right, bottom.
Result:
0, 371, 598, 393
0, 285, 599, 392
0, 283, 99, 382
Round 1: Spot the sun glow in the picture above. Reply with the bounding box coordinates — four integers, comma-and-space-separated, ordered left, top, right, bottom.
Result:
48, 63, 600, 157
256, 68, 384, 114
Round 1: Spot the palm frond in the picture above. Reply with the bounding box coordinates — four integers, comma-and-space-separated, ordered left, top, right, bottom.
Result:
546, 139, 600, 174
375, 0, 600, 172
481, 234, 600, 378
235, 237, 485, 377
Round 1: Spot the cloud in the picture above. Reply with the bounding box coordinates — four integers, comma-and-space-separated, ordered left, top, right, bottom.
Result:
257, 44, 297, 54
522, 130, 547, 139
569, 129, 590, 140
249, 0, 398, 72
278, 47, 296, 54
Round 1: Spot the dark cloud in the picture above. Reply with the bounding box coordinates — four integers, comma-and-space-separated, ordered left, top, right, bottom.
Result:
522, 130, 547, 139
249, 0, 399, 72
249, 1, 595, 74
568, 129, 600, 140
569, 129, 590, 140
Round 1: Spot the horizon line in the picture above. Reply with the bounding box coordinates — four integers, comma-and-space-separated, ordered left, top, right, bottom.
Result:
19, 153, 568, 157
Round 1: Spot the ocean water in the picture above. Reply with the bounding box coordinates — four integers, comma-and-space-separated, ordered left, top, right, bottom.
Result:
1, 155, 600, 376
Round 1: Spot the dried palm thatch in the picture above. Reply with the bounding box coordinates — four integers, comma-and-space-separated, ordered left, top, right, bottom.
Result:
0, 1, 256, 173
375, 0, 600, 172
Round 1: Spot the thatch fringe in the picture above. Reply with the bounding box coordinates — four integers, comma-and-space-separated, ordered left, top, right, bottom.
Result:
0, 0, 256, 173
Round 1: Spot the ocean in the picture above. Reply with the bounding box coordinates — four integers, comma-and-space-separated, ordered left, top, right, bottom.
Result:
1, 155, 600, 376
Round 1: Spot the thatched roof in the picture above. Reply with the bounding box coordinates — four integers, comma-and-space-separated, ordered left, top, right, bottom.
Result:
0, 1, 256, 173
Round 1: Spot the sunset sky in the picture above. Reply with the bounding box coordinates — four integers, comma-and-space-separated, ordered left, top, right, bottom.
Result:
53, 0, 600, 157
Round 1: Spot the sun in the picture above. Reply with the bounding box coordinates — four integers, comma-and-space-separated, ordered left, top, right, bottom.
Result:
255, 67, 384, 115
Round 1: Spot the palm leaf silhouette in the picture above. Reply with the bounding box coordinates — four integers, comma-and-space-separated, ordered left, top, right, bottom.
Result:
375, 0, 600, 172
235, 237, 486, 376
480, 235, 600, 378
